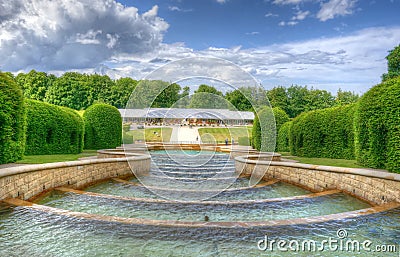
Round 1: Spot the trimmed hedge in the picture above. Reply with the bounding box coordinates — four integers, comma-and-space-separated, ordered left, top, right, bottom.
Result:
277, 121, 292, 152
25, 100, 84, 155
84, 103, 122, 150
354, 77, 400, 172
251, 107, 276, 152
0, 73, 27, 164
289, 104, 356, 159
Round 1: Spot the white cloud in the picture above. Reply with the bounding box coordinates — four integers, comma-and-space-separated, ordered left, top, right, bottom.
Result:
265, 12, 279, 18
317, 0, 358, 21
246, 31, 260, 35
292, 10, 310, 20
93, 27, 400, 94
216, 0, 228, 4
168, 6, 193, 12
0, 0, 169, 71
279, 21, 299, 26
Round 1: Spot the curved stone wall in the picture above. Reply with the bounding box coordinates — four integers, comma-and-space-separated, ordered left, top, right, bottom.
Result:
0, 153, 150, 200
235, 156, 400, 205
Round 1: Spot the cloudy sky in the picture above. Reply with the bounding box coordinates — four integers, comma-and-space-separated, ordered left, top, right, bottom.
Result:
1, 0, 399, 93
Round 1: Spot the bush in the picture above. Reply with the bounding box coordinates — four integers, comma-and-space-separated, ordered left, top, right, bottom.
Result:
0, 73, 27, 164
354, 77, 400, 172
25, 100, 84, 155
289, 104, 356, 159
277, 121, 292, 152
84, 103, 122, 150
251, 107, 276, 152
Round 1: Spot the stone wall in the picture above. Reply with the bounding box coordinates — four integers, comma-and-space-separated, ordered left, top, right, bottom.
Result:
236, 157, 400, 205
0, 155, 150, 200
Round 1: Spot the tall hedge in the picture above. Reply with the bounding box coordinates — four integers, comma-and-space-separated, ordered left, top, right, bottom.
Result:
0, 73, 27, 164
251, 106, 276, 152
277, 121, 292, 152
25, 100, 84, 155
289, 104, 356, 159
84, 103, 122, 150
354, 77, 400, 172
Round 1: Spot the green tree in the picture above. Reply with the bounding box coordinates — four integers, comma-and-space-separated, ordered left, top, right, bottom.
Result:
267, 86, 288, 112
152, 83, 181, 108
15, 70, 54, 101
109, 77, 138, 108
45, 72, 90, 110
304, 88, 334, 112
189, 84, 228, 109
87, 74, 114, 105
225, 89, 253, 111
382, 44, 400, 81
335, 89, 359, 106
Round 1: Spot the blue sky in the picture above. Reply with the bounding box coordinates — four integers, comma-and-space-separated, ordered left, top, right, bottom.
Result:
1, 0, 400, 93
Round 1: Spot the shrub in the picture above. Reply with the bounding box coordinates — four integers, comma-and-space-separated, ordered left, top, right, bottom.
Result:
354, 77, 400, 172
251, 107, 276, 152
84, 103, 122, 150
277, 121, 292, 152
289, 104, 356, 159
25, 100, 84, 155
0, 73, 27, 164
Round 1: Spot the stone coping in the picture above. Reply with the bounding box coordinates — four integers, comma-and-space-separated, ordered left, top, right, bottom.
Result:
0, 154, 150, 179
112, 178, 279, 192
3, 198, 399, 228
235, 156, 400, 182
55, 187, 342, 205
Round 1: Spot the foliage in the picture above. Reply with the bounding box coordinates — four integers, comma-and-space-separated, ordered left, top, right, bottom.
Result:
289, 104, 356, 159
272, 107, 290, 133
382, 44, 400, 81
24, 99, 84, 155
277, 121, 292, 152
86, 74, 114, 105
225, 89, 254, 111
251, 107, 276, 152
15, 70, 56, 101
152, 83, 182, 108
83, 103, 122, 150
45, 72, 90, 110
335, 88, 359, 106
189, 84, 228, 109
267, 85, 358, 118
110, 77, 138, 108
0, 72, 27, 164
354, 77, 400, 172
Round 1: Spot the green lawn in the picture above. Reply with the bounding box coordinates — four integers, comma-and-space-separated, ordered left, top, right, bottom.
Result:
126, 127, 172, 142
198, 126, 252, 144
16, 150, 98, 164
278, 152, 364, 168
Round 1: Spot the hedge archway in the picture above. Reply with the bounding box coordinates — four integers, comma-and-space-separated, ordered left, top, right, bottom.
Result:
25, 100, 84, 155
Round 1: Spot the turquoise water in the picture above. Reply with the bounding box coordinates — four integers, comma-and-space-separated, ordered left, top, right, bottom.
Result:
0, 149, 398, 256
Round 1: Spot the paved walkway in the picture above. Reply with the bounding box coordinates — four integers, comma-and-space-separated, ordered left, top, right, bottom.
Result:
170, 126, 201, 143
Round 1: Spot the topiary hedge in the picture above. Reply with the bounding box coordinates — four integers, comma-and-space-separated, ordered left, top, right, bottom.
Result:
354, 77, 400, 172
84, 103, 122, 150
289, 104, 356, 159
0, 72, 27, 164
24, 100, 84, 155
251, 106, 276, 152
277, 121, 292, 152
